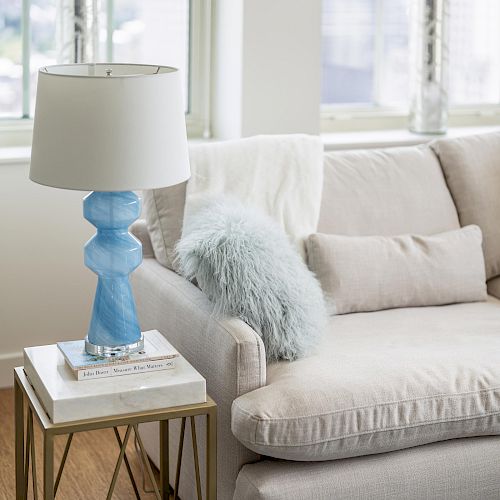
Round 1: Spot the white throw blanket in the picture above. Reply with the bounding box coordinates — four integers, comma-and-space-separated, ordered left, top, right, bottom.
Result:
183, 134, 324, 258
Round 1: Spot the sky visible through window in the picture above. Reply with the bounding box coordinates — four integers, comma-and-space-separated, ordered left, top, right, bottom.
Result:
321, 0, 500, 108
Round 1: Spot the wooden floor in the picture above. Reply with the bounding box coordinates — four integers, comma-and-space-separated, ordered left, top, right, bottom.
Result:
0, 387, 166, 499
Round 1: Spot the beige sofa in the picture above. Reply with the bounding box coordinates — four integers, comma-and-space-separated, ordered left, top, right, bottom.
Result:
132, 132, 500, 500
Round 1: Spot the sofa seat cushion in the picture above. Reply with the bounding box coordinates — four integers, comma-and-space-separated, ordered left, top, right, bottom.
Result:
231, 298, 500, 461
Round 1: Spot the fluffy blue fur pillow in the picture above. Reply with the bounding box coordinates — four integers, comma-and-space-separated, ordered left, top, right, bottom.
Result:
175, 198, 326, 361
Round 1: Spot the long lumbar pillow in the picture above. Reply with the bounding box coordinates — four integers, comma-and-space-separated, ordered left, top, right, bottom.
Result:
306, 225, 487, 314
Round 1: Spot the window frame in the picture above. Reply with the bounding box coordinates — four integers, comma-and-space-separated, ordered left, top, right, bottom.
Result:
186, 0, 212, 138
0, 0, 212, 147
321, 103, 500, 133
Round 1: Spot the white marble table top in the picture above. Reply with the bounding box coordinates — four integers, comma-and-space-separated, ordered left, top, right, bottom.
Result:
23, 339, 206, 423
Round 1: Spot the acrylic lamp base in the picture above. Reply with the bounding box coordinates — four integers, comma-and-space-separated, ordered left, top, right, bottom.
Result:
84, 334, 144, 357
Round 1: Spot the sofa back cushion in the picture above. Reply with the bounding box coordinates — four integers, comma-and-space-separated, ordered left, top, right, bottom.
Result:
143, 181, 186, 270
318, 145, 460, 236
431, 132, 500, 279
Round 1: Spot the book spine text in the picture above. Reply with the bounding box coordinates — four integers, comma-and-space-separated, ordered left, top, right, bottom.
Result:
77, 358, 175, 380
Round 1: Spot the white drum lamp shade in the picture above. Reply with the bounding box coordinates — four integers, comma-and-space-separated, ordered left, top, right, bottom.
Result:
30, 63, 190, 191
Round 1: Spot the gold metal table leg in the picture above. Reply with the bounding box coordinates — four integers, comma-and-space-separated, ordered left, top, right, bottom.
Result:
29, 409, 39, 500
43, 432, 54, 499
133, 424, 161, 499
53, 433, 73, 496
113, 427, 141, 500
15, 379, 25, 500
190, 416, 202, 500
173, 417, 186, 500
206, 408, 217, 500
159, 420, 170, 500
106, 424, 133, 500
23, 412, 31, 500
134, 433, 155, 494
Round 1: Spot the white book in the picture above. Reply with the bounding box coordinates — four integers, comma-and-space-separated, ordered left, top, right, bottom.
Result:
76, 357, 176, 380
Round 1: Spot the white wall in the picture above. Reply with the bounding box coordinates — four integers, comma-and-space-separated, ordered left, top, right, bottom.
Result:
0, 158, 95, 386
211, 0, 322, 139
240, 0, 321, 136
211, 0, 244, 138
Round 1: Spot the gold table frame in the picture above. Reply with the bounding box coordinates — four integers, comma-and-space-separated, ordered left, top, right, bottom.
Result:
14, 367, 217, 499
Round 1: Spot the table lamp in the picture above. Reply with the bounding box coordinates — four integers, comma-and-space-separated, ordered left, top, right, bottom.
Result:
30, 63, 190, 357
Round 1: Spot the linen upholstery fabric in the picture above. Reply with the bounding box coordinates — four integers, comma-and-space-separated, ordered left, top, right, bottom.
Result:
487, 275, 500, 300
131, 258, 266, 500
142, 181, 186, 270
130, 219, 154, 258
306, 225, 487, 314
431, 132, 500, 279
232, 298, 500, 461
318, 145, 460, 236
234, 436, 500, 500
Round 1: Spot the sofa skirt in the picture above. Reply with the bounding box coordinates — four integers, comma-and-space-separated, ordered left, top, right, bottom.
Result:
234, 436, 500, 500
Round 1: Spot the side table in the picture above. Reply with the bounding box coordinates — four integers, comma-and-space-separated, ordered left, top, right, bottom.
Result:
14, 367, 217, 499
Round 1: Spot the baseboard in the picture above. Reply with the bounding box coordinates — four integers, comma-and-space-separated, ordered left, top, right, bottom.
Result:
0, 351, 23, 388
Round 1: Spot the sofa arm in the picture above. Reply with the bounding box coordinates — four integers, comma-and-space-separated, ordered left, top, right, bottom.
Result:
132, 258, 266, 394
130, 219, 155, 258
131, 258, 266, 500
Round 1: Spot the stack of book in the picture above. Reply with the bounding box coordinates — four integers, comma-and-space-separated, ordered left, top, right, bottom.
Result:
57, 330, 178, 380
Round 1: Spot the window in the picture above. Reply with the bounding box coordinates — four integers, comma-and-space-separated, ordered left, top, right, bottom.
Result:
0, 0, 210, 137
321, 0, 409, 108
322, 0, 500, 124
448, 1, 500, 105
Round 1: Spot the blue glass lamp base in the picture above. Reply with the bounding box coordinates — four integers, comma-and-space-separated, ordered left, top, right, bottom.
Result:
83, 191, 143, 358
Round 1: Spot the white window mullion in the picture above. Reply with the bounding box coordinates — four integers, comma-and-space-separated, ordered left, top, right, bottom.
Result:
22, 0, 31, 118
186, 0, 212, 138
200, 0, 212, 138
106, 0, 113, 62
372, 0, 384, 107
